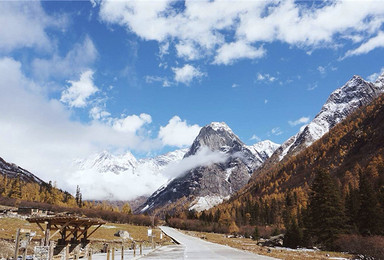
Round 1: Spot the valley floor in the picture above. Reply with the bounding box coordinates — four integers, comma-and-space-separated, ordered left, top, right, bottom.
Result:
141, 226, 276, 259
176, 229, 352, 260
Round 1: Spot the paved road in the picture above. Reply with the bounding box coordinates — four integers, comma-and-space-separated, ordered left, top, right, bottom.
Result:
139, 226, 277, 259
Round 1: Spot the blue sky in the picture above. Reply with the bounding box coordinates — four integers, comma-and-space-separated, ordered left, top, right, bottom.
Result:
0, 0, 384, 186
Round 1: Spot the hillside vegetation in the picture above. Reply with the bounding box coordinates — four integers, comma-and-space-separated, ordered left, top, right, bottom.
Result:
167, 94, 384, 257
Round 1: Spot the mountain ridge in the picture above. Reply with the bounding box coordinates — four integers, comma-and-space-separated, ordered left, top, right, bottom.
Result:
258, 72, 384, 173
137, 122, 279, 214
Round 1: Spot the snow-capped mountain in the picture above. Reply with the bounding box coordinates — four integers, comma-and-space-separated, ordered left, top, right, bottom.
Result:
76, 148, 188, 176
77, 151, 138, 175
0, 156, 45, 184
268, 72, 384, 164
138, 122, 279, 213
247, 140, 280, 163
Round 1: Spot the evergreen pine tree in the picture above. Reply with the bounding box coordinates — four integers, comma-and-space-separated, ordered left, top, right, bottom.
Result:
345, 185, 360, 232
306, 168, 346, 249
75, 185, 82, 207
9, 176, 22, 199
283, 219, 302, 248
252, 226, 260, 240
358, 170, 383, 235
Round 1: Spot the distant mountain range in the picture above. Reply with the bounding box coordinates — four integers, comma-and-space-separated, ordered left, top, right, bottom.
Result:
138, 70, 384, 214
1, 70, 383, 216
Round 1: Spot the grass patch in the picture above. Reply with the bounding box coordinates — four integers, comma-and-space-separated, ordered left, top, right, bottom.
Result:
180, 229, 353, 260
0, 216, 172, 258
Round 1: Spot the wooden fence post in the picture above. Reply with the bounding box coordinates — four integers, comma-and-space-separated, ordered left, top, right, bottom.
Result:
111, 247, 114, 260
14, 228, 21, 260
65, 245, 69, 260
140, 243, 142, 255
48, 241, 54, 260
106, 247, 110, 260
75, 245, 80, 260
121, 245, 124, 260
88, 247, 92, 260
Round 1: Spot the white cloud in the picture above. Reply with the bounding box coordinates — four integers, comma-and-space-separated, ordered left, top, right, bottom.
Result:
161, 146, 228, 179
344, 31, 384, 58
256, 73, 277, 83
214, 41, 265, 65
172, 64, 205, 85
0, 1, 66, 53
288, 116, 310, 127
176, 41, 200, 60
89, 106, 111, 121
367, 67, 384, 82
32, 36, 98, 80
271, 127, 283, 136
232, 83, 239, 88
0, 57, 171, 194
61, 70, 99, 108
67, 163, 167, 201
159, 42, 169, 58
308, 82, 318, 91
112, 113, 152, 133
159, 116, 201, 147
145, 75, 171, 87
317, 66, 326, 75
250, 135, 261, 142
264, 99, 268, 104
98, 0, 384, 65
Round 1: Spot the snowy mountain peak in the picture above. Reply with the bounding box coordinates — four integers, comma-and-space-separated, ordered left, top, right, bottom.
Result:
184, 122, 242, 157
273, 72, 384, 162
208, 122, 233, 133
247, 140, 280, 165
375, 71, 384, 86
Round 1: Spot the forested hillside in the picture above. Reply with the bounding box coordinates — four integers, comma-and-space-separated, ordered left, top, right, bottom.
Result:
167, 93, 384, 256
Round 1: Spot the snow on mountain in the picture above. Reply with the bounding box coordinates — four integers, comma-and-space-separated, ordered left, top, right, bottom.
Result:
0, 156, 45, 184
73, 148, 188, 200
247, 140, 280, 163
76, 149, 188, 176
139, 122, 279, 213
77, 151, 138, 175
273, 73, 384, 162
139, 148, 188, 174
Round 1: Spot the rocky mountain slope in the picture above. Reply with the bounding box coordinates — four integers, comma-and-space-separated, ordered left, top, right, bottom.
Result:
0, 156, 45, 184
263, 72, 384, 169
235, 89, 384, 208
138, 122, 279, 213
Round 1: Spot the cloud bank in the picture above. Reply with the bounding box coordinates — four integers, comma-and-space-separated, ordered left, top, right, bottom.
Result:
98, 0, 384, 65
0, 57, 201, 196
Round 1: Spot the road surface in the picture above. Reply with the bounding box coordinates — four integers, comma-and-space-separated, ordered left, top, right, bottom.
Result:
139, 226, 277, 259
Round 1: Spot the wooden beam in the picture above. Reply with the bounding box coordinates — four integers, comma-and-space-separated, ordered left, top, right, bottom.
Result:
49, 220, 73, 240
77, 225, 91, 240
86, 224, 102, 239
44, 222, 51, 246
64, 226, 78, 240
35, 222, 45, 233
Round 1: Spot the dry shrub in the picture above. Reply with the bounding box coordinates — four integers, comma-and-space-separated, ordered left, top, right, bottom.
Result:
335, 234, 384, 259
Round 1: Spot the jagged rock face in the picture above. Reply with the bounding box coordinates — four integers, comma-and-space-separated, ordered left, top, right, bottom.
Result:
185, 122, 244, 157
268, 73, 384, 164
139, 123, 279, 213
0, 157, 44, 184
185, 122, 259, 170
